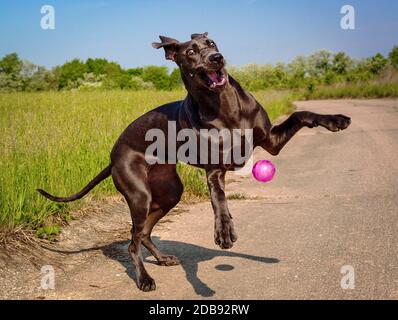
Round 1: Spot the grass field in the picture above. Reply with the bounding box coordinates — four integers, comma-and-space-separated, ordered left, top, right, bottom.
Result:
305, 82, 398, 100
0, 89, 294, 232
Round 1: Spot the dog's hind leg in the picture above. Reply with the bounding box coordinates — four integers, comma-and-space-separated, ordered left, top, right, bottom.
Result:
111, 156, 156, 292
142, 165, 183, 266
261, 111, 351, 155
142, 208, 182, 266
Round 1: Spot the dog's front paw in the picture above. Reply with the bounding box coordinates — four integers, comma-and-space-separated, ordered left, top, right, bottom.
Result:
319, 114, 351, 132
214, 215, 238, 249
137, 275, 156, 292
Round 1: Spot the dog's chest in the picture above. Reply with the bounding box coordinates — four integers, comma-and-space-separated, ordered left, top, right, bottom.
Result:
175, 126, 254, 169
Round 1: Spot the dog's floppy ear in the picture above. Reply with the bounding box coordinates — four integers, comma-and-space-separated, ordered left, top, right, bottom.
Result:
152, 36, 180, 61
191, 32, 208, 40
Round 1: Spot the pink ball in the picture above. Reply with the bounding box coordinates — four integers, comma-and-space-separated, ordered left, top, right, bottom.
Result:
252, 160, 276, 183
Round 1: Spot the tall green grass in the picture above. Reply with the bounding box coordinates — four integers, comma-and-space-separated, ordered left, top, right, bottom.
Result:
305, 82, 398, 100
0, 89, 293, 230
254, 90, 297, 119
0, 90, 184, 228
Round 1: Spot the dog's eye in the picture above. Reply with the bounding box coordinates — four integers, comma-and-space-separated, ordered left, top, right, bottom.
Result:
209, 42, 216, 48
187, 49, 195, 56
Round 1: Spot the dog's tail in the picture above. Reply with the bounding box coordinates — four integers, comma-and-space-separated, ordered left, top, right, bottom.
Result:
37, 165, 112, 203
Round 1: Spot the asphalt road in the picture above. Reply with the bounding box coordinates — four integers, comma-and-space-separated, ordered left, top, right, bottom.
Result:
2, 99, 398, 299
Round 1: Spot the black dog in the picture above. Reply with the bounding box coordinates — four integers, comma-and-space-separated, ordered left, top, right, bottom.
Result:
38, 33, 351, 292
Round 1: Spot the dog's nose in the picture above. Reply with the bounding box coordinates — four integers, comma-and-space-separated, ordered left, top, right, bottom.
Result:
209, 53, 224, 64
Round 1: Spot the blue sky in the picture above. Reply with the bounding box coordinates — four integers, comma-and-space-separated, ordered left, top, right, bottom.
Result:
1, 0, 397, 69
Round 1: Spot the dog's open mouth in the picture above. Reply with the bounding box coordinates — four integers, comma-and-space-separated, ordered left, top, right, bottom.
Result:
203, 70, 226, 89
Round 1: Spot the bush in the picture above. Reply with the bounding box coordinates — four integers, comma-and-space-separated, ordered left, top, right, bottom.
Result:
142, 66, 177, 90
129, 76, 155, 90
56, 59, 88, 89
0, 73, 23, 92
389, 46, 398, 69
0, 53, 22, 75
0, 46, 397, 93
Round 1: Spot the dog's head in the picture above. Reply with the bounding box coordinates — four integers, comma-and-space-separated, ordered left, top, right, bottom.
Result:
152, 33, 227, 92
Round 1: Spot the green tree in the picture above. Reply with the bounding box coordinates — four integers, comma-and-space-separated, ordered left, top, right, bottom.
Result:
56, 59, 88, 89
0, 53, 24, 91
169, 68, 182, 89
272, 63, 288, 88
126, 67, 144, 77
103, 61, 122, 77
25, 66, 55, 91
0, 53, 23, 75
389, 46, 398, 69
0, 73, 23, 91
86, 58, 110, 75
287, 56, 307, 88
142, 66, 171, 90
332, 52, 352, 75
368, 53, 387, 75
307, 50, 333, 77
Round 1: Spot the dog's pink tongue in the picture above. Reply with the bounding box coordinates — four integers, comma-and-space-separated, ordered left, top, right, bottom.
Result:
207, 72, 218, 82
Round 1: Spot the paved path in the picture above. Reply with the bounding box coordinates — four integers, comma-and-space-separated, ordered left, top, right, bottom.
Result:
2, 99, 398, 299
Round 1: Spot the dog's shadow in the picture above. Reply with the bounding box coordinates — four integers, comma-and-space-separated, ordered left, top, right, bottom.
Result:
102, 236, 279, 297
